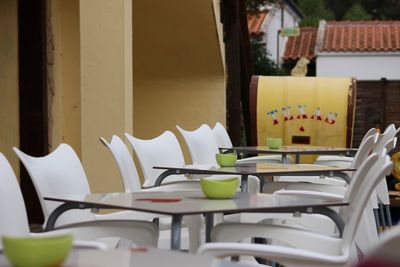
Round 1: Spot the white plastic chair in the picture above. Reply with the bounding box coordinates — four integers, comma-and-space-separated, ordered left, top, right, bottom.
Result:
176, 124, 220, 165
198, 152, 393, 267
271, 134, 376, 189
0, 152, 157, 249
241, 148, 385, 255
123, 132, 207, 251
125, 131, 260, 247
124, 131, 199, 187
314, 127, 378, 166
212, 122, 289, 163
375, 137, 397, 227
271, 128, 378, 191
100, 135, 199, 192
99, 136, 142, 193
176, 125, 261, 192
13, 144, 161, 228
101, 134, 205, 251
317, 125, 399, 228
247, 136, 395, 246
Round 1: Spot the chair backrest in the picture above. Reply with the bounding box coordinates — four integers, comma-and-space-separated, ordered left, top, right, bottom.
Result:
177, 124, 219, 164
375, 138, 397, 205
0, 153, 31, 239
349, 135, 376, 169
373, 124, 398, 154
100, 136, 141, 192
13, 144, 94, 226
125, 131, 186, 187
341, 151, 393, 250
212, 122, 233, 148
359, 127, 377, 146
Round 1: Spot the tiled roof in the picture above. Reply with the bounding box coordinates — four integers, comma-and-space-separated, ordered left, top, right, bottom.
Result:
283, 27, 317, 60
247, 11, 268, 35
322, 21, 400, 52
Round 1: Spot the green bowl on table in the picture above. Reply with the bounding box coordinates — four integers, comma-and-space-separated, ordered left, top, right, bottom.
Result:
200, 177, 239, 199
2, 234, 73, 267
215, 153, 237, 167
266, 138, 282, 149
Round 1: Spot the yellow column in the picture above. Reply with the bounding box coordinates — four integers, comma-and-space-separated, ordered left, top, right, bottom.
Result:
49, 0, 81, 151
80, 0, 132, 192
0, 0, 19, 175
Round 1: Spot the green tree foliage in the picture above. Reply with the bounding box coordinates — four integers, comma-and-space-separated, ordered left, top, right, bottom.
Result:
324, 0, 353, 20
324, 0, 400, 20
371, 0, 400, 20
297, 0, 334, 26
246, 0, 269, 13
343, 3, 372, 21
250, 35, 287, 75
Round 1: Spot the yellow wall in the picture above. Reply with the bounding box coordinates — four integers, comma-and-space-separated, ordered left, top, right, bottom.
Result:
49, 0, 225, 191
132, 0, 226, 162
0, 0, 19, 175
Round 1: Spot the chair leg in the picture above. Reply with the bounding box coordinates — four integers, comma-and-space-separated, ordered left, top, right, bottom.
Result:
385, 205, 393, 227
373, 208, 381, 233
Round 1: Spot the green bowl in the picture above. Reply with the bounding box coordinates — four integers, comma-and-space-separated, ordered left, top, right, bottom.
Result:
2, 234, 73, 267
215, 153, 237, 167
266, 138, 282, 149
200, 177, 239, 199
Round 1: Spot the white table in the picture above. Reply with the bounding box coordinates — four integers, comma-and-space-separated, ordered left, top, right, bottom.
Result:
0, 247, 252, 267
221, 145, 357, 163
44, 191, 348, 251
154, 162, 355, 192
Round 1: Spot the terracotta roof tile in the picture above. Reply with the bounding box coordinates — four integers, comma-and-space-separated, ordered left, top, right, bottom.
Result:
247, 11, 268, 35
322, 21, 400, 52
283, 27, 317, 60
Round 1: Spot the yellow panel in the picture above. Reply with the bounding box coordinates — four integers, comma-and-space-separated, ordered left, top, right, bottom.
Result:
256, 76, 353, 162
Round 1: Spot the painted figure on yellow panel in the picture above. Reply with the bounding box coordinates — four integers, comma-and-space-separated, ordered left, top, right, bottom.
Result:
311, 107, 323, 121
267, 109, 279, 125
296, 105, 308, 119
282, 106, 294, 121
266, 105, 339, 133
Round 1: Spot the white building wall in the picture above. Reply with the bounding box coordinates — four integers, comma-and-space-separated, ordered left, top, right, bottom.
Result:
262, 7, 300, 65
317, 54, 400, 80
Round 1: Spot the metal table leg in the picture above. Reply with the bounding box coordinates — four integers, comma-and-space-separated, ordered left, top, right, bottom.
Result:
379, 203, 386, 229
295, 154, 300, 164
385, 204, 393, 227
170, 215, 183, 250
373, 208, 381, 233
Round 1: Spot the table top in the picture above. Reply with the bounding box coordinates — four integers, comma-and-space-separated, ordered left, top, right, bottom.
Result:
223, 145, 357, 155
154, 162, 355, 176
45, 191, 348, 216
0, 247, 252, 267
